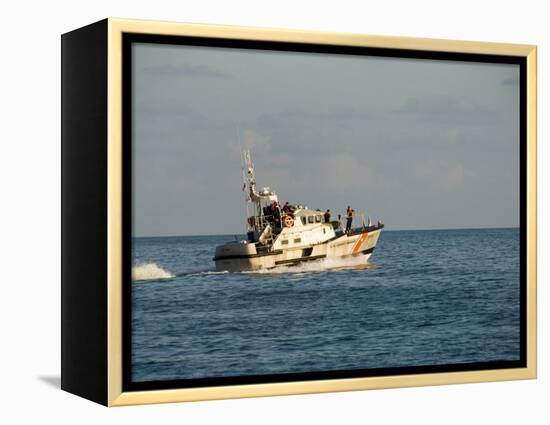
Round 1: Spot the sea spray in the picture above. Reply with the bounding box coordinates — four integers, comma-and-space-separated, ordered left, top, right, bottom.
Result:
132, 263, 174, 281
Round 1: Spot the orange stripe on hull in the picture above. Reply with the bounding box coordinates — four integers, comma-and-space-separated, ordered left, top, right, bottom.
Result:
352, 232, 368, 254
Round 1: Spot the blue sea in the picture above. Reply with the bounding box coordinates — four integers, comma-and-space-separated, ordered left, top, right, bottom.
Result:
131, 228, 520, 383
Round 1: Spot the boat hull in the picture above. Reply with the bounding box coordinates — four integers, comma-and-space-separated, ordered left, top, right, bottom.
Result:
214, 225, 383, 272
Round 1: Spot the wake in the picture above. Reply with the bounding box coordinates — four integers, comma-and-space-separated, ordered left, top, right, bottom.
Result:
132, 262, 228, 281
132, 263, 174, 281
132, 256, 374, 281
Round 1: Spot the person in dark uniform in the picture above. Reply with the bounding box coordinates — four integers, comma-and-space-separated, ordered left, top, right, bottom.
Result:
263, 205, 271, 223
272, 201, 281, 227
282, 201, 291, 215
324, 209, 331, 223
346, 205, 353, 232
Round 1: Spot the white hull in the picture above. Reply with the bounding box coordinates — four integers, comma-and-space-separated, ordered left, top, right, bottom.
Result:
214, 226, 382, 272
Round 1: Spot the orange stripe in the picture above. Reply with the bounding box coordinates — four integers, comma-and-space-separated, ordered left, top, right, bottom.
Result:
352, 232, 368, 254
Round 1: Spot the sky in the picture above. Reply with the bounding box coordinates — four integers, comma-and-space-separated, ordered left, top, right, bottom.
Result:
132, 42, 520, 237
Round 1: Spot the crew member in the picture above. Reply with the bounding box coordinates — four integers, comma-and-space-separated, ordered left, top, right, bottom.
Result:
282, 201, 292, 215
272, 201, 281, 227
324, 209, 331, 223
346, 206, 354, 232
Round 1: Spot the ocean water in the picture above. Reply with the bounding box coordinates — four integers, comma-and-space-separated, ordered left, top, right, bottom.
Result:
131, 228, 520, 383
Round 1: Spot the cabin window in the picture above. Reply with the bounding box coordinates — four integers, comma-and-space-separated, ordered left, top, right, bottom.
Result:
281, 240, 289, 245
294, 238, 301, 243
308, 216, 314, 224
301, 216, 306, 225
315, 215, 322, 223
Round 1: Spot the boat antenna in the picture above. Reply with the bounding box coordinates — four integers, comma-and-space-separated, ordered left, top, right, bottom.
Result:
237, 125, 253, 232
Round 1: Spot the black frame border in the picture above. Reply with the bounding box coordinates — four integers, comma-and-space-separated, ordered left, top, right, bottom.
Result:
122, 33, 527, 392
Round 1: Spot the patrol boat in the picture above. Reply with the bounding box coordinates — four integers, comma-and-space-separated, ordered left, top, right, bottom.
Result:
213, 150, 384, 272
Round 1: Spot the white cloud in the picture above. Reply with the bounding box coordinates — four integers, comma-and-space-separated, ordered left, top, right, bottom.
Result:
413, 159, 476, 190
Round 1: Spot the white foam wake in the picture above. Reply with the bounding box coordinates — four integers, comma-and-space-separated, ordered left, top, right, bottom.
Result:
244, 255, 373, 274
132, 263, 174, 281
177, 270, 229, 277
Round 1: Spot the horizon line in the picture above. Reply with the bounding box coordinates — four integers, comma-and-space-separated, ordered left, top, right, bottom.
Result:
133, 225, 520, 239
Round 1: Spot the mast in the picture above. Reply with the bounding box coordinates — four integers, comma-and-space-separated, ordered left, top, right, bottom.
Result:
242, 149, 257, 232
241, 149, 279, 234
242, 150, 277, 202
243, 149, 257, 200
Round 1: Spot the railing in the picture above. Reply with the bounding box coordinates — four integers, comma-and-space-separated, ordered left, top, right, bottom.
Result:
249, 210, 373, 232
337, 211, 371, 228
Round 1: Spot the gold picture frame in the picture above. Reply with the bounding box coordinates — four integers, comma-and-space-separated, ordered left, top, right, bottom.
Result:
61, 17, 537, 407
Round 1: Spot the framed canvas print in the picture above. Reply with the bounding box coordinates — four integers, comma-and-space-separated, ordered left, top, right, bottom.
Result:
61, 18, 537, 406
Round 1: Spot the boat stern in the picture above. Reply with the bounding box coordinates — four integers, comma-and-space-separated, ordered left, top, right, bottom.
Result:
213, 240, 259, 272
